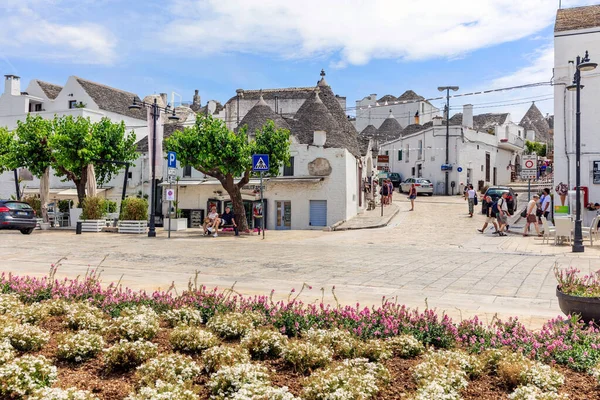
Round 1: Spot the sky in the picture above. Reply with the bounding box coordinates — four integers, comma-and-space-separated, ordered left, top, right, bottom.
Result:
0, 0, 597, 122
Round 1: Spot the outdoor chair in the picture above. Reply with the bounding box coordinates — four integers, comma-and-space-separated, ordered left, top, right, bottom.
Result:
582, 215, 600, 246
554, 217, 572, 246
541, 216, 555, 245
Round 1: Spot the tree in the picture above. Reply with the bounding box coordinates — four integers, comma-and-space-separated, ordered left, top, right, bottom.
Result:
525, 140, 547, 157
165, 114, 291, 232
50, 115, 137, 205
0, 126, 16, 174
13, 115, 54, 221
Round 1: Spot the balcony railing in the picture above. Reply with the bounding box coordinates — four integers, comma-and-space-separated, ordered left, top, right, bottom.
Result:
499, 134, 524, 149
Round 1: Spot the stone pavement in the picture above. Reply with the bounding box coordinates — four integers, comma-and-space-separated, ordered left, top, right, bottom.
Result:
1, 195, 599, 329
334, 202, 399, 230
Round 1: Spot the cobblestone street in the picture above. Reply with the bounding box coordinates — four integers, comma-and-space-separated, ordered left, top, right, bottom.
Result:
1, 195, 598, 328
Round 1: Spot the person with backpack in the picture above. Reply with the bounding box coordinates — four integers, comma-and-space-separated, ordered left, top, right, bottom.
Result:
495, 192, 509, 236
523, 194, 542, 237
478, 196, 499, 234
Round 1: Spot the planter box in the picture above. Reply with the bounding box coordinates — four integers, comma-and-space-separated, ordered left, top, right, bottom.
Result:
80, 220, 105, 233
556, 286, 600, 323
118, 220, 148, 234
164, 218, 188, 231
70, 208, 83, 227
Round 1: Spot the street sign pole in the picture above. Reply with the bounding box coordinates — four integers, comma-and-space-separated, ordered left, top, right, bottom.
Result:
260, 171, 265, 240
168, 181, 172, 239
528, 179, 531, 202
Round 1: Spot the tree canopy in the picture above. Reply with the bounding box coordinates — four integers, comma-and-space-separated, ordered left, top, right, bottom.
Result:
13, 114, 53, 178
525, 140, 547, 157
0, 126, 15, 174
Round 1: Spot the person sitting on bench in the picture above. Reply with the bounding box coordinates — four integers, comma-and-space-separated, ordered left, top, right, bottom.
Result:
203, 206, 220, 237
219, 206, 239, 236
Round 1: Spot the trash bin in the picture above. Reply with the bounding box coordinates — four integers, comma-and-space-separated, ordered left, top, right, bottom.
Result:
76, 221, 82, 235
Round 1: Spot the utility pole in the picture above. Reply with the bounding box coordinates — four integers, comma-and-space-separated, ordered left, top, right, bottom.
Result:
438, 86, 459, 195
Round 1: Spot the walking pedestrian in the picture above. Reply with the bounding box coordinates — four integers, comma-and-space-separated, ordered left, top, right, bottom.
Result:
478, 196, 499, 234
496, 192, 509, 235
523, 194, 542, 237
388, 180, 394, 204
465, 184, 476, 217
408, 183, 417, 211
540, 188, 552, 221
381, 179, 389, 206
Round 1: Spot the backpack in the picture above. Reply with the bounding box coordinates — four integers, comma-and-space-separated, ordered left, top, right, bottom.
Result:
491, 201, 499, 214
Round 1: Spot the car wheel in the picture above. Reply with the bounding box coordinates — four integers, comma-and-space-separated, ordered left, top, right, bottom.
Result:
20, 228, 34, 235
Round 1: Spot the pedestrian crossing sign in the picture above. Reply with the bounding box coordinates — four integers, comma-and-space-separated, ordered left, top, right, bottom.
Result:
252, 154, 270, 171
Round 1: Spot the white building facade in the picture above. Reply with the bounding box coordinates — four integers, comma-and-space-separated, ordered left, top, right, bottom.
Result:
553, 5, 600, 223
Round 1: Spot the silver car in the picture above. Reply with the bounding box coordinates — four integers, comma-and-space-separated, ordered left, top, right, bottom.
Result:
399, 178, 434, 196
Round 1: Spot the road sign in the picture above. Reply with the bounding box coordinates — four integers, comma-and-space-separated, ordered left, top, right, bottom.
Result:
457, 167, 463, 173
521, 155, 537, 180
252, 154, 269, 171
165, 188, 175, 201
167, 151, 177, 168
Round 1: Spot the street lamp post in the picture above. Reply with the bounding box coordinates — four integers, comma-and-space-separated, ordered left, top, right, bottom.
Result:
129, 97, 179, 238
438, 86, 459, 196
236, 89, 244, 126
567, 50, 597, 253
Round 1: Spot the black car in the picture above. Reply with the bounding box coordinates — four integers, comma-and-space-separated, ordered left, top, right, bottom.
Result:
0, 200, 37, 234
481, 187, 518, 215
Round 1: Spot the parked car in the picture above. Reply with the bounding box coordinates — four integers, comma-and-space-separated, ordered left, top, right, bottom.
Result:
0, 200, 37, 234
378, 172, 402, 187
399, 178, 433, 195
481, 187, 518, 215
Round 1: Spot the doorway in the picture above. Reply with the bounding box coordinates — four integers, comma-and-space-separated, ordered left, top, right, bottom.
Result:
275, 201, 291, 230
485, 153, 491, 182
493, 167, 497, 186
309, 200, 327, 227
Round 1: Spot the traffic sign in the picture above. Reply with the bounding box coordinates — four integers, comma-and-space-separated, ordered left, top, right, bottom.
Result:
521, 155, 537, 180
165, 188, 175, 201
167, 151, 177, 168
252, 154, 269, 171
457, 167, 463, 172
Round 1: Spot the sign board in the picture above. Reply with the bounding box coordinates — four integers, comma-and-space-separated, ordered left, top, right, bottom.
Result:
165, 188, 175, 201
520, 170, 537, 179
167, 175, 176, 184
377, 155, 389, 171
167, 151, 177, 168
457, 167, 463, 173
593, 160, 600, 184
521, 155, 537, 180
167, 168, 177, 177
252, 154, 269, 171
441, 164, 453, 171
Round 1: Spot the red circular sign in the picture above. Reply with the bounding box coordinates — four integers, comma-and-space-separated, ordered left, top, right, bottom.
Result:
525, 160, 535, 169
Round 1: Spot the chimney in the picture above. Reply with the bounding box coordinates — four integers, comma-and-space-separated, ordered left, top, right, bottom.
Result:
193, 89, 201, 107
313, 130, 326, 146
526, 130, 536, 141
463, 104, 473, 129
433, 116, 443, 126
160, 93, 168, 106
4, 75, 21, 96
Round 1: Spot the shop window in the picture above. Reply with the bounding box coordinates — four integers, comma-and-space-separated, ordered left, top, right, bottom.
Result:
398, 150, 402, 161
183, 165, 192, 178
68, 100, 77, 109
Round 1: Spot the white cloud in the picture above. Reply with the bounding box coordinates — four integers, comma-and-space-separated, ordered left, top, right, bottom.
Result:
0, 1, 117, 65
158, 0, 585, 65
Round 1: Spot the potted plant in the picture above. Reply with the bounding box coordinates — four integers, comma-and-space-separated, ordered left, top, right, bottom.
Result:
165, 201, 188, 231
555, 266, 600, 323
118, 197, 148, 234
80, 196, 107, 232
22, 196, 45, 230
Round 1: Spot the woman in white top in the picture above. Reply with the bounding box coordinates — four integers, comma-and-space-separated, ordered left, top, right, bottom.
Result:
464, 184, 477, 217
523, 194, 542, 237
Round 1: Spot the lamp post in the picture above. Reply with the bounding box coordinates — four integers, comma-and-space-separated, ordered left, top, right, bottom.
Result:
566, 50, 597, 253
438, 86, 459, 195
236, 89, 244, 126
129, 98, 179, 237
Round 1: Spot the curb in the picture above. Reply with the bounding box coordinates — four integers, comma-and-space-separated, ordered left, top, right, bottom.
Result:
332, 206, 400, 231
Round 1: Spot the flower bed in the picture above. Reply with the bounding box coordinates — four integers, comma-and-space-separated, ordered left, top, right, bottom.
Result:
0, 267, 600, 398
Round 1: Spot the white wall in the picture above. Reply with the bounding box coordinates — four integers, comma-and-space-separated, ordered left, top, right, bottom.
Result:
554, 26, 600, 221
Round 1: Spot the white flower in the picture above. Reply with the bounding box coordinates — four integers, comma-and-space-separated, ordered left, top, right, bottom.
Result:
0, 339, 16, 365
241, 329, 288, 360
0, 355, 58, 397
126, 380, 197, 400
508, 384, 569, 400
169, 326, 219, 353
281, 341, 332, 373
207, 363, 270, 399
201, 345, 251, 374
0, 323, 50, 352
136, 353, 202, 386
30, 387, 100, 400
57, 331, 105, 362
111, 305, 160, 341
163, 307, 203, 328
104, 340, 158, 371
207, 312, 255, 339
64, 302, 106, 331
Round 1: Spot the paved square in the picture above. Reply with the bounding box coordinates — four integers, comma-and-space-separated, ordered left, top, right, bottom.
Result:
1, 196, 598, 328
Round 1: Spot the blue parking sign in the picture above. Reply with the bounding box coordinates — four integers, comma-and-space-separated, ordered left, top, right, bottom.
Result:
167, 151, 177, 168
252, 154, 269, 171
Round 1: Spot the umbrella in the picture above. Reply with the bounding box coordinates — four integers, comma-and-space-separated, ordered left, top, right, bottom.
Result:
86, 164, 98, 198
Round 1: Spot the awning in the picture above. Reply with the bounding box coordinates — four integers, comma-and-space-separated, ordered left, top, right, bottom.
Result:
159, 180, 204, 186
22, 188, 110, 196
55, 188, 109, 197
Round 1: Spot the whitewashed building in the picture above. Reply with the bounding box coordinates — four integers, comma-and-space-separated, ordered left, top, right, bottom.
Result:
157, 74, 373, 230
354, 90, 441, 133
0, 74, 148, 200
553, 5, 600, 222
379, 105, 524, 194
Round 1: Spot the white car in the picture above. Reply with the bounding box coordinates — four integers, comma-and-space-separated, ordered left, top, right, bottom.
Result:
399, 178, 434, 196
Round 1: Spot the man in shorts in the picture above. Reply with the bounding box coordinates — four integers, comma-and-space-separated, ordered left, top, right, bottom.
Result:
496, 192, 509, 236
478, 196, 499, 234
219, 206, 239, 236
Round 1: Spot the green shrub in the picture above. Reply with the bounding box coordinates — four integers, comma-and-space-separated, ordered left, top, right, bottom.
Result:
104, 200, 118, 214
81, 196, 106, 220
56, 331, 105, 362
57, 199, 73, 213
104, 340, 158, 371
22, 196, 41, 217
120, 198, 148, 221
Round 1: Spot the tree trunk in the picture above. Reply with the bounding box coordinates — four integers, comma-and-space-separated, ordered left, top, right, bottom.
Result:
222, 182, 249, 233
39, 167, 50, 223
75, 166, 88, 206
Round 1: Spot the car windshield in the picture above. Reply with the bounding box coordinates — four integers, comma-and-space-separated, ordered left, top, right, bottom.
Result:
5, 202, 32, 210
418, 179, 431, 184
486, 189, 508, 197
390, 173, 400, 179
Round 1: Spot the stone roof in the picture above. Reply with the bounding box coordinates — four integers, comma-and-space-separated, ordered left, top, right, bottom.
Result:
35, 80, 62, 100
555, 5, 600, 32
226, 87, 316, 105
75, 77, 146, 120
397, 90, 425, 102
450, 112, 509, 132
520, 102, 551, 142
402, 123, 426, 137
237, 95, 290, 135
135, 106, 193, 153
375, 111, 403, 142
546, 115, 554, 130
291, 90, 342, 147
377, 94, 397, 103
357, 135, 371, 156
360, 124, 377, 138
195, 101, 225, 116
